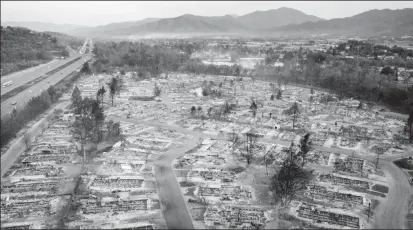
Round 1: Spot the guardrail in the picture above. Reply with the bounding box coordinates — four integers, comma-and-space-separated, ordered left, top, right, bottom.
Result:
45, 56, 82, 76
1, 56, 83, 103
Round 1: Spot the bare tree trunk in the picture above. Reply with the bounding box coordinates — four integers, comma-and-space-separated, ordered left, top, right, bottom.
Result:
81, 143, 86, 164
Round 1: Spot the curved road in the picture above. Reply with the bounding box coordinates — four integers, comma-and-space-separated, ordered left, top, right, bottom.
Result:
153, 140, 197, 229
374, 159, 413, 229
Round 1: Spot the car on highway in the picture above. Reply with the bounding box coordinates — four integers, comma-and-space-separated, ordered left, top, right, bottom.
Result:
11, 101, 17, 105
3, 81, 12, 87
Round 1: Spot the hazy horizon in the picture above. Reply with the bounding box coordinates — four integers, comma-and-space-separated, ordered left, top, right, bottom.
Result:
1, 1, 413, 27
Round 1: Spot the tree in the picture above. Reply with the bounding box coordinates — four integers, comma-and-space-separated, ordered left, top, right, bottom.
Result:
229, 128, 241, 154
154, 84, 161, 97
380, 66, 394, 75
357, 101, 363, 110
250, 101, 258, 118
242, 130, 260, 165
408, 109, 413, 143
112, 122, 121, 137
283, 102, 300, 130
71, 86, 82, 114
191, 106, 197, 116
106, 120, 114, 140
80, 62, 91, 74
107, 77, 118, 106
297, 133, 312, 168
269, 145, 313, 208
263, 148, 275, 175
202, 88, 209, 96
11, 108, 18, 119
235, 67, 240, 77
96, 86, 107, 108
197, 106, 203, 116
71, 98, 95, 163
276, 89, 282, 99
408, 195, 413, 214
91, 100, 105, 141
23, 132, 31, 149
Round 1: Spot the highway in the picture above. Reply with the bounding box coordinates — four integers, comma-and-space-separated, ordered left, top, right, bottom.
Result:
1, 38, 92, 118
1, 39, 89, 96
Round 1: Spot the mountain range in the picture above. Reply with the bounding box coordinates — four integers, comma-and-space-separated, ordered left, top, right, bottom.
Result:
0, 21, 87, 33
2, 7, 412, 38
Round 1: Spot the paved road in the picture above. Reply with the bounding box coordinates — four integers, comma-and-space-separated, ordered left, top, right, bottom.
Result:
1, 40, 89, 95
153, 139, 197, 229
110, 116, 196, 229
1, 39, 92, 119
373, 160, 413, 229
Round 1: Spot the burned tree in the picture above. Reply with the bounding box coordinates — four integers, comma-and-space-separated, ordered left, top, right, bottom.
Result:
229, 128, 242, 154
263, 148, 275, 175
107, 76, 124, 106
283, 102, 300, 130
242, 130, 260, 165
197, 106, 203, 116
250, 101, 258, 118
269, 145, 314, 208
276, 89, 282, 100
154, 83, 162, 97
297, 133, 313, 168
207, 107, 213, 117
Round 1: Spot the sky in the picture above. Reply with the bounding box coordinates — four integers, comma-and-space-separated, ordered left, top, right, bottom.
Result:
1, 1, 413, 26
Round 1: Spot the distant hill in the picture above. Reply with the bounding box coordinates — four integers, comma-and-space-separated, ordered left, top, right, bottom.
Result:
270, 8, 413, 37
66, 8, 322, 38
1, 21, 88, 33
0, 27, 74, 76
7, 7, 412, 39
227, 14, 239, 18
43, 31, 84, 48
67, 18, 162, 37
235, 7, 324, 30
99, 14, 249, 37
